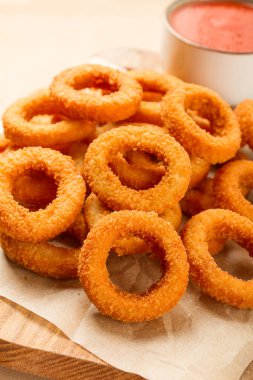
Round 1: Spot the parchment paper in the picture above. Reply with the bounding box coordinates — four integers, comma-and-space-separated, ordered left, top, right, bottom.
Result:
0, 241, 253, 380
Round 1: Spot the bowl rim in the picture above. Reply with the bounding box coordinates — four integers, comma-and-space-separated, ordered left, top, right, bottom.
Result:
164, 0, 253, 56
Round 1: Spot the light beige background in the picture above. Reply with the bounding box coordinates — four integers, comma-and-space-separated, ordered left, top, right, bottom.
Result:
0, 0, 166, 379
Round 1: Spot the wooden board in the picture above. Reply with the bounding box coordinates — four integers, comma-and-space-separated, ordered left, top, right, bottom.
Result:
0, 297, 144, 379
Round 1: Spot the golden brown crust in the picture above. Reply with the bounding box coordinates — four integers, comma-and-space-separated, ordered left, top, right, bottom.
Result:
79, 210, 189, 322
161, 84, 241, 164
181, 178, 215, 217
50, 64, 143, 122
0, 135, 11, 152
0, 147, 85, 242
126, 70, 182, 126
235, 99, 253, 148
111, 149, 209, 191
188, 155, 210, 189
180, 178, 225, 254
213, 159, 253, 221
84, 125, 191, 213
65, 211, 88, 243
182, 209, 253, 309
109, 152, 164, 190
3, 90, 95, 147
84, 193, 182, 255
65, 142, 88, 176
1, 233, 79, 280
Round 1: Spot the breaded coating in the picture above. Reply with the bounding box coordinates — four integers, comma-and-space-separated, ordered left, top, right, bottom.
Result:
79, 210, 189, 322
127, 70, 183, 126
213, 159, 253, 221
50, 64, 143, 122
3, 90, 95, 147
0, 147, 85, 242
182, 209, 253, 309
235, 99, 253, 148
161, 83, 241, 164
1, 233, 79, 280
84, 125, 191, 213
84, 193, 182, 255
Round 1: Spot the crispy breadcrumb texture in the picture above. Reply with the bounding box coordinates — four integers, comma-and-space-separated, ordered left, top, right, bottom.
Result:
84, 125, 191, 213
84, 193, 182, 255
3, 89, 95, 147
0, 147, 85, 242
235, 99, 253, 148
213, 159, 253, 221
182, 209, 253, 309
126, 70, 183, 126
1, 233, 79, 280
161, 83, 241, 164
79, 210, 189, 322
50, 64, 143, 122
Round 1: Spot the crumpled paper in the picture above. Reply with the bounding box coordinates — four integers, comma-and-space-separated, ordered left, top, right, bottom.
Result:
0, 241, 253, 380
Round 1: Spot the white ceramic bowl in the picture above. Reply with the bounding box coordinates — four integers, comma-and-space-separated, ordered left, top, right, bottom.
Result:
162, 0, 253, 106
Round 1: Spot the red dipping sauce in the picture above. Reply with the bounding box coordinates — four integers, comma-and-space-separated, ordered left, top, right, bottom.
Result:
169, 1, 253, 53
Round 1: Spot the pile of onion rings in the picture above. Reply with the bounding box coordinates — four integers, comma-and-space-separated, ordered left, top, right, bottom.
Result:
1, 62, 252, 322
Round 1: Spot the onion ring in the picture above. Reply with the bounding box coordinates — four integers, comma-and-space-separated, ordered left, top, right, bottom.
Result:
12, 171, 87, 240
126, 70, 182, 126
1, 233, 79, 280
84, 193, 182, 255
50, 64, 143, 122
3, 90, 95, 147
0, 147, 85, 242
161, 84, 241, 164
213, 159, 253, 221
79, 210, 189, 322
235, 99, 253, 148
84, 125, 191, 213
182, 209, 253, 309
110, 124, 209, 190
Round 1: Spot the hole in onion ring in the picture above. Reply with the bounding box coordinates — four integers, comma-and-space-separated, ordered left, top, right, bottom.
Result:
72, 73, 119, 93
142, 91, 163, 102
50, 234, 81, 250
11, 169, 57, 211
29, 113, 69, 125
214, 241, 253, 281
185, 94, 225, 136
109, 148, 165, 190
106, 251, 162, 294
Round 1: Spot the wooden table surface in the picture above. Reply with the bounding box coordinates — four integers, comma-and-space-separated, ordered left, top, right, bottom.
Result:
0, 0, 165, 378
0, 296, 144, 379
